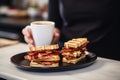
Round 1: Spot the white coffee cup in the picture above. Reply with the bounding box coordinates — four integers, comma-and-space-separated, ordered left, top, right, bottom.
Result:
27, 21, 55, 46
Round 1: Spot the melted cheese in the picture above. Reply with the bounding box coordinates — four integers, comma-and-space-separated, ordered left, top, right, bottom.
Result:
62, 51, 81, 57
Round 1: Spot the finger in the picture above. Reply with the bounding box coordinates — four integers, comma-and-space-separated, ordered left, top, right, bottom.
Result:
22, 27, 35, 45
22, 28, 29, 37
27, 28, 35, 45
22, 27, 31, 37
24, 36, 34, 44
52, 32, 60, 44
23, 28, 33, 44
28, 43, 35, 48
27, 28, 32, 37
24, 36, 33, 44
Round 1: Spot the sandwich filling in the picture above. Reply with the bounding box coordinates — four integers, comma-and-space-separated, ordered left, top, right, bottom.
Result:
61, 38, 89, 64
24, 44, 60, 67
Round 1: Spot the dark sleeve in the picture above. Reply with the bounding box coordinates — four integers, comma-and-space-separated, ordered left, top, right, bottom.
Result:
48, 0, 63, 29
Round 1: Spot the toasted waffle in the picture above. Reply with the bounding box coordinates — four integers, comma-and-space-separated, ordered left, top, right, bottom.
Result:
62, 38, 89, 64
64, 38, 89, 48
29, 44, 59, 51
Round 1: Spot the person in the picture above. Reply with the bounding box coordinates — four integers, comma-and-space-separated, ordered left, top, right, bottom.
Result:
22, 0, 120, 60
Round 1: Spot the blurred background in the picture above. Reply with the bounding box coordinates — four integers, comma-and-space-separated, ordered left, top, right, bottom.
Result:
0, 0, 48, 47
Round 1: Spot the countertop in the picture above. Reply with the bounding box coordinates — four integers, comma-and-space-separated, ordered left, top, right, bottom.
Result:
0, 43, 120, 80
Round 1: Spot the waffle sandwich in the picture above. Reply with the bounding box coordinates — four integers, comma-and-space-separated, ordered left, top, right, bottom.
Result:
61, 38, 89, 64
24, 44, 60, 67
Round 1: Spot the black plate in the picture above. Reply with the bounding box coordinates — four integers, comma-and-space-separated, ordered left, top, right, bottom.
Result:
10, 52, 97, 72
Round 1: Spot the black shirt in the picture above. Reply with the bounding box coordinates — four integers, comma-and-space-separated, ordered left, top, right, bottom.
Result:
48, 0, 120, 60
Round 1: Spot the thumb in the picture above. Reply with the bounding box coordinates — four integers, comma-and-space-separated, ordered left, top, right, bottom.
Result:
51, 31, 60, 44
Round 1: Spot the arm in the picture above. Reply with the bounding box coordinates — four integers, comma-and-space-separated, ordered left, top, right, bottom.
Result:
48, 0, 63, 29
